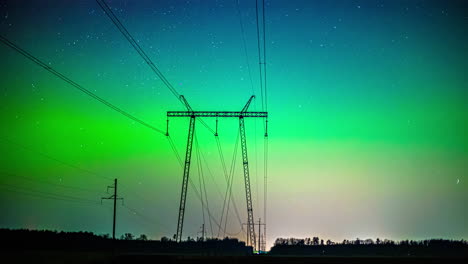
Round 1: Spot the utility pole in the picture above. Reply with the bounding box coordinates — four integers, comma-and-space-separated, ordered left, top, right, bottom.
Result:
102, 179, 124, 240
256, 218, 265, 252
201, 223, 205, 241
197, 224, 205, 241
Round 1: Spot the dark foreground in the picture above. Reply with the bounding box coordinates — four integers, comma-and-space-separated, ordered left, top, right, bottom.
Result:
117, 255, 467, 264
2, 251, 468, 264
2, 230, 467, 263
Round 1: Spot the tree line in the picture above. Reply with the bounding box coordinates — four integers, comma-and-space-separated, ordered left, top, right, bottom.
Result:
0, 228, 252, 256
271, 237, 468, 257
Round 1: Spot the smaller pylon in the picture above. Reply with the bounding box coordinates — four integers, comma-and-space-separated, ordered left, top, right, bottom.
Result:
102, 179, 124, 240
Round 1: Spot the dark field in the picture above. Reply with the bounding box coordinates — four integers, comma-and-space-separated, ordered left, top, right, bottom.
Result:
2, 230, 467, 263
117, 255, 467, 264
2, 251, 468, 264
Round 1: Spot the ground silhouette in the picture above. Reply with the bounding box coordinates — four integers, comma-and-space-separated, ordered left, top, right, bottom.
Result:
1, 229, 467, 263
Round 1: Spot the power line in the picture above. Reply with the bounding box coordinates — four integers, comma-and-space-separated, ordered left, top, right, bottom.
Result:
263, 136, 268, 250
218, 131, 241, 238
255, 0, 269, 250
95, 0, 180, 99
235, 0, 256, 96
96, 0, 216, 136
0, 137, 112, 181
236, 0, 262, 219
262, 0, 268, 112
198, 135, 244, 229
215, 136, 244, 234
260, 0, 269, 250
166, 133, 233, 237
123, 204, 172, 232
0, 182, 101, 205
255, 0, 265, 111
0, 35, 165, 135
167, 135, 184, 167
0, 172, 103, 194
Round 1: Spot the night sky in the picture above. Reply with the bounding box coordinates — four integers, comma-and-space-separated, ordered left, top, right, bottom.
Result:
0, 0, 467, 248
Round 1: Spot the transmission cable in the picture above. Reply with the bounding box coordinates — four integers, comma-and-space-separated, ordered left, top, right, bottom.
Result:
95, 0, 179, 99
235, 0, 255, 96
0, 182, 102, 205
218, 131, 240, 237
255, 0, 265, 111
263, 135, 268, 248
236, 0, 261, 216
255, 0, 269, 250
0, 137, 112, 181
123, 203, 172, 232
194, 135, 245, 237
262, 0, 268, 112
96, 0, 216, 135
194, 134, 214, 238
223, 132, 241, 238
215, 136, 244, 233
194, 135, 206, 237
0, 172, 103, 194
262, 0, 268, 250
0, 35, 165, 135
166, 134, 233, 237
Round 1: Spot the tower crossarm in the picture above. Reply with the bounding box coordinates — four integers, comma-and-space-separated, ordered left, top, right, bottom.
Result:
167, 111, 267, 118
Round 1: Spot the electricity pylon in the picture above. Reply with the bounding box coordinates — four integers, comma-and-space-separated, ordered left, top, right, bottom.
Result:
167, 95, 267, 249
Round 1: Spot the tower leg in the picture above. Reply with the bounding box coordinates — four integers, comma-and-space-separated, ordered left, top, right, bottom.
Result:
239, 117, 256, 249
175, 116, 196, 242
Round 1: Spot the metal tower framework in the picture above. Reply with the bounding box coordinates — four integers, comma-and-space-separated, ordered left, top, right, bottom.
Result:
168, 96, 267, 249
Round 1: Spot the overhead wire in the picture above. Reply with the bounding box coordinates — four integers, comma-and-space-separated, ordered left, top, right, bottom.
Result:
263, 135, 268, 248
0, 172, 104, 195
123, 204, 172, 232
199, 146, 224, 199
0, 35, 165, 136
235, 0, 261, 222
235, 0, 256, 96
0, 182, 102, 205
197, 134, 243, 224
96, 0, 216, 136
167, 135, 184, 167
194, 134, 206, 237
194, 134, 214, 238
95, 0, 180, 99
218, 131, 240, 237
223, 132, 240, 238
201, 137, 245, 230
255, 0, 269, 250
262, 0, 268, 112
262, 0, 268, 250
255, 0, 265, 111
166, 133, 234, 237
215, 136, 244, 234
0, 137, 112, 181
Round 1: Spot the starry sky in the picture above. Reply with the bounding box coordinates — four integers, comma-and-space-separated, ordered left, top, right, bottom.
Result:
0, 0, 467, 248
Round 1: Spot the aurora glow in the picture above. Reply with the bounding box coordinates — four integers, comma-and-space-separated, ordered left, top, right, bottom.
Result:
0, 0, 467, 248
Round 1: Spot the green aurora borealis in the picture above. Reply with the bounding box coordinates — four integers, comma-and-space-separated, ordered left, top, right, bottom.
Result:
0, 0, 467, 248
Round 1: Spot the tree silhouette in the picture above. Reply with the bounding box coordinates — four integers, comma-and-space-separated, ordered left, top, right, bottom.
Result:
121, 233, 134, 240
312, 237, 319, 245
271, 236, 468, 257
137, 234, 148, 241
